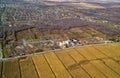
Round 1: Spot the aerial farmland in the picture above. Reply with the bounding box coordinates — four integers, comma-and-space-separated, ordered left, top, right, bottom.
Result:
0, 0, 120, 78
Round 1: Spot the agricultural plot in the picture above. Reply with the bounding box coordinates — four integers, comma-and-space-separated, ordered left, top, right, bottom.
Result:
82, 46, 106, 58
5, 26, 107, 42
0, 61, 2, 78
55, 50, 91, 78
65, 48, 85, 62
44, 52, 72, 78
16, 29, 33, 41
80, 61, 107, 78
0, 43, 120, 78
19, 57, 39, 78
93, 43, 120, 57
74, 48, 108, 78
113, 56, 120, 64
91, 60, 120, 78
2, 59, 20, 78
75, 47, 97, 60
68, 27, 92, 38
103, 59, 120, 75
84, 27, 107, 38
32, 54, 55, 78
71, 2, 104, 9
41, 30, 66, 40
31, 28, 43, 40
105, 43, 120, 53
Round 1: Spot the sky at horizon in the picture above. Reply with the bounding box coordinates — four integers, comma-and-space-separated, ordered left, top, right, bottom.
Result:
46, 0, 120, 2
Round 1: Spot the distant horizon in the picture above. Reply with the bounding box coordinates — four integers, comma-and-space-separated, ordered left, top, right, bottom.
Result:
45, 0, 120, 3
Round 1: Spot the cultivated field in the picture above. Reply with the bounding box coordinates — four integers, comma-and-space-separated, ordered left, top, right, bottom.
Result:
0, 43, 120, 78
7, 26, 107, 41
71, 2, 105, 9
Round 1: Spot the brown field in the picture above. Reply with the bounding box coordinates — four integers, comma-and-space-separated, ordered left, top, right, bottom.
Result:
71, 2, 105, 9
16, 29, 32, 41
75, 47, 97, 60
84, 46, 107, 58
0, 61, 2, 77
32, 54, 55, 78
0, 43, 120, 78
91, 60, 120, 78
2, 59, 20, 78
55, 49, 91, 78
103, 59, 120, 75
8, 26, 107, 41
93, 44, 120, 57
19, 57, 38, 78
44, 52, 72, 78
31, 28, 43, 40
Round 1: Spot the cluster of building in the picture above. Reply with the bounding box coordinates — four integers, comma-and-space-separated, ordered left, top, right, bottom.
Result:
19, 38, 81, 49
57, 39, 81, 49
16, 37, 114, 50
3, 37, 115, 58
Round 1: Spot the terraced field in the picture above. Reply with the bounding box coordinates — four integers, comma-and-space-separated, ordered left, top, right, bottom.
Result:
0, 43, 120, 78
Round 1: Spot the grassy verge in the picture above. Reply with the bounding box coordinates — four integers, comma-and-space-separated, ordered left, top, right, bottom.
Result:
0, 41, 7, 58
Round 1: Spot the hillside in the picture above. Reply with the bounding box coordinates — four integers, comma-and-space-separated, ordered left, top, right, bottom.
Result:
0, 43, 120, 78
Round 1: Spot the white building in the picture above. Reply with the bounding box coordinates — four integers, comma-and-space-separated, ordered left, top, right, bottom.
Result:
58, 40, 70, 49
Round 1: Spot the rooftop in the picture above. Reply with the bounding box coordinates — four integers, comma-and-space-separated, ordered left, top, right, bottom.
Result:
0, 43, 120, 78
